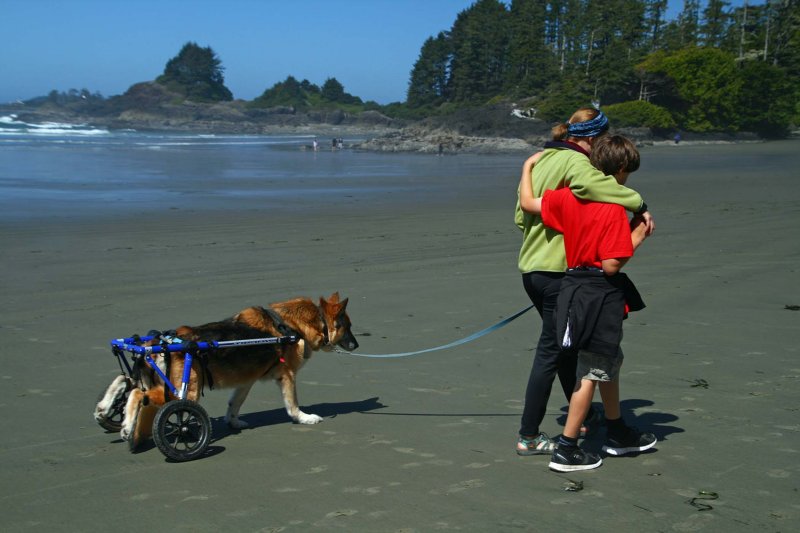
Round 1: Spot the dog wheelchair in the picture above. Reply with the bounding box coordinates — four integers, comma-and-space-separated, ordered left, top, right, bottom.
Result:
97, 331, 297, 462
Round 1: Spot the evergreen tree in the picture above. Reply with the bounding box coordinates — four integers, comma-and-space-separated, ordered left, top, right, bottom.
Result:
700, 0, 732, 48
769, 0, 800, 122
447, 0, 509, 102
300, 79, 320, 94
407, 32, 452, 107
321, 77, 362, 104
644, 0, 669, 51
553, 0, 590, 75
321, 77, 346, 102
504, 0, 554, 96
736, 59, 794, 136
583, 0, 647, 104
252, 76, 308, 109
157, 42, 233, 102
771, 0, 800, 68
678, 0, 701, 47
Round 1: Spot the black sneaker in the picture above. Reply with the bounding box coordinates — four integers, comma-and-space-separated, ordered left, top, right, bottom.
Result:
548, 446, 603, 472
602, 427, 657, 456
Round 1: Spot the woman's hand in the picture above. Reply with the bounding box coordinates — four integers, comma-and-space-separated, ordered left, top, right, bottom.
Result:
641, 211, 655, 235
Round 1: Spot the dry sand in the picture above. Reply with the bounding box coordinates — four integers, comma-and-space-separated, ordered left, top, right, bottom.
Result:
1, 140, 798, 531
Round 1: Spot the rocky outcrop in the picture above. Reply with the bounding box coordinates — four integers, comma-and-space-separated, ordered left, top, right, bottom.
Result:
353, 104, 552, 154
353, 125, 542, 154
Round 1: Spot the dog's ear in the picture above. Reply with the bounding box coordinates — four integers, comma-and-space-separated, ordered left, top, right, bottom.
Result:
339, 297, 348, 309
329, 292, 340, 304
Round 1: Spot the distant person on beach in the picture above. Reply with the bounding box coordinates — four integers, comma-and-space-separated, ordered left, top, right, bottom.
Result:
674, 133, 681, 144
518, 134, 657, 471
313, 138, 319, 151
513, 107, 654, 457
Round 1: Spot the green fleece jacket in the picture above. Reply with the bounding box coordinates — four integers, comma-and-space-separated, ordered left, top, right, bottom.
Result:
515, 146, 644, 273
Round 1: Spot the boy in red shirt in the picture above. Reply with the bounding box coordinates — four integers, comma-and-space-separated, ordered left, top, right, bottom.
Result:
519, 135, 657, 472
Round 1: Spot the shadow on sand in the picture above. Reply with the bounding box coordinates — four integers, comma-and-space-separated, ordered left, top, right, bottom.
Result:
210, 396, 388, 440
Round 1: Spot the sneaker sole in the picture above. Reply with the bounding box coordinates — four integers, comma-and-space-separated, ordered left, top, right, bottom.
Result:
602, 438, 657, 456
517, 447, 554, 456
548, 458, 603, 472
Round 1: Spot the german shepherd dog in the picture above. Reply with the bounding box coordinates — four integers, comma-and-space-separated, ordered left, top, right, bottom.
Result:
94, 293, 357, 447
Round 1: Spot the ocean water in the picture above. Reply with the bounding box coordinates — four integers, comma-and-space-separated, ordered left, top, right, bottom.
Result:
0, 114, 522, 221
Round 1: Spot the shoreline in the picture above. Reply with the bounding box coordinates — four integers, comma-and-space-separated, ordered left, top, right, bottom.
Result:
2, 104, 778, 155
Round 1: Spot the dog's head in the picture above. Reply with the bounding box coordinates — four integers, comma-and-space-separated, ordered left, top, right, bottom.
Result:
319, 292, 358, 352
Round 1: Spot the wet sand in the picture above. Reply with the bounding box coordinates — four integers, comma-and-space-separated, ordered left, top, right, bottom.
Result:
1, 140, 799, 531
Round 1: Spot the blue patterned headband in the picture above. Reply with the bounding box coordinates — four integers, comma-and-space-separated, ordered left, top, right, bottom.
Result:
567, 111, 609, 137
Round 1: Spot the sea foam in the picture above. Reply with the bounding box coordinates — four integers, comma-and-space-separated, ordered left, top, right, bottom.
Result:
0, 114, 109, 136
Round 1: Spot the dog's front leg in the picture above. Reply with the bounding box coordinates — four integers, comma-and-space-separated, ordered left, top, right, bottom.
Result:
225, 384, 255, 429
279, 373, 322, 424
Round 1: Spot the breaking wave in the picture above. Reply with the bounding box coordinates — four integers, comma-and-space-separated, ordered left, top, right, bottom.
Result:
0, 114, 109, 136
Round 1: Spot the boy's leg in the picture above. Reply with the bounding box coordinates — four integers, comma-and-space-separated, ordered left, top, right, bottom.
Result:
549, 351, 603, 472
598, 380, 621, 420
597, 350, 658, 457
563, 379, 595, 439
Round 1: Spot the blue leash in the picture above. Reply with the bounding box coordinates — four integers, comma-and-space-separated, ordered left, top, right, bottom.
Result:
337, 304, 535, 358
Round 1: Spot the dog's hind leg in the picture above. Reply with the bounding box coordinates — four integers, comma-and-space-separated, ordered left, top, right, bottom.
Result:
225, 384, 255, 429
120, 387, 146, 441
278, 374, 322, 424
94, 374, 130, 425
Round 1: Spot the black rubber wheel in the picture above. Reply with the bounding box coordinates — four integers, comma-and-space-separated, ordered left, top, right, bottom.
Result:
95, 379, 131, 432
152, 400, 212, 462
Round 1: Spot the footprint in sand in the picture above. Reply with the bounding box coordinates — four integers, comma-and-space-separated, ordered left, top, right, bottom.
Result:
323, 509, 358, 518
409, 387, 451, 395
393, 447, 436, 458
343, 486, 381, 495
181, 495, 212, 502
430, 479, 485, 495
766, 469, 790, 478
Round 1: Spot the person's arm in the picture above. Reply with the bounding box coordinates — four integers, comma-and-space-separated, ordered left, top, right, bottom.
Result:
629, 216, 648, 250
602, 217, 650, 275
518, 151, 543, 214
568, 157, 655, 234
568, 157, 641, 209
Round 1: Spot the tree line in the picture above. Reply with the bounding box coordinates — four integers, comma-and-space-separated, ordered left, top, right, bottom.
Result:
28, 2, 799, 137
407, 0, 799, 136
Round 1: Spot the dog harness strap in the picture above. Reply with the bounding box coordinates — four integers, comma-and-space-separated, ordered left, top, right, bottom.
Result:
261, 356, 283, 377
200, 351, 214, 392
263, 306, 299, 338
320, 312, 330, 346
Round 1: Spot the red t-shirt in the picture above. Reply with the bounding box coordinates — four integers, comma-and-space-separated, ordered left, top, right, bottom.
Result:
541, 188, 633, 269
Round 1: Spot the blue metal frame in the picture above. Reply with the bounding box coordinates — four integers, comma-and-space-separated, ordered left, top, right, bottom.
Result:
110, 334, 298, 400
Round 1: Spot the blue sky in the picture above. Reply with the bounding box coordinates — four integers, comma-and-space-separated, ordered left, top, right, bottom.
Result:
1, 0, 747, 105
